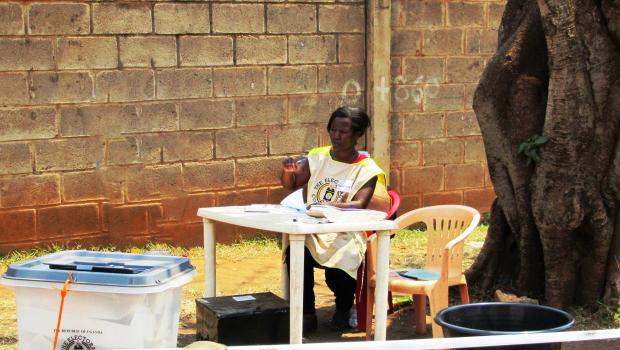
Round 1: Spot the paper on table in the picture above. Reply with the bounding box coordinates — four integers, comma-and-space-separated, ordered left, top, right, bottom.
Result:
306, 205, 386, 222
243, 204, 274, 212
322, 206, 387, 223
306, 205, 329, 218
280, 188, 306, 213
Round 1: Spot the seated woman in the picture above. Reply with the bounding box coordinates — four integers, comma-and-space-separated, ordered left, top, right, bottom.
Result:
280, 106, 389, 332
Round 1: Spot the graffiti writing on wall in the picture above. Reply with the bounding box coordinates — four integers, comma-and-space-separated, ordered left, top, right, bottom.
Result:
339, 75, 441, 105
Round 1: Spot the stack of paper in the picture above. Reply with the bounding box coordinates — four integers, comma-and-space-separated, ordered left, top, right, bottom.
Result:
308, 205, 387, 223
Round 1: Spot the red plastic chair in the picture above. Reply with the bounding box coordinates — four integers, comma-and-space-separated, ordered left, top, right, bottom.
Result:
355, 190, 400, 331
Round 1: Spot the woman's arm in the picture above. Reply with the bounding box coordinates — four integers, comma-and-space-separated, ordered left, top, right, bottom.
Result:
330, 176, 378, 209
281, 157, 311, 190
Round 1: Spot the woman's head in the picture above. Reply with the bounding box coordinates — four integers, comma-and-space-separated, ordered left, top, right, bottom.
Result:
327, 107, 371, 137
327, 106, 371, 149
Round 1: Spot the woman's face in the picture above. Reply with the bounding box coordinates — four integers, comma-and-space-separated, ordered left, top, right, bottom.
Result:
329, 117, 359, 150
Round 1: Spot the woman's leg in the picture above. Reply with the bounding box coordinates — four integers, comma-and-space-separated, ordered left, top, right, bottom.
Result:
325, 267, 356, 312
325, 266, 356, 329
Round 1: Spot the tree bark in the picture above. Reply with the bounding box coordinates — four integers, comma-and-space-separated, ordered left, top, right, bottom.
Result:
467, 0, 620, 307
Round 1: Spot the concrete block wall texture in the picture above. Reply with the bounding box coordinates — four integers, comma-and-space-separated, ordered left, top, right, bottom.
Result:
389, 0, 504, 214
0, 0, 501, 252
0, 0, 366, 252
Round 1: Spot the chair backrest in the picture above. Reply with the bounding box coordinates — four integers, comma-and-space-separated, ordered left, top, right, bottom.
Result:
367, 205, 480, 281
385, 190, 401, 220
364, 190, 401, 238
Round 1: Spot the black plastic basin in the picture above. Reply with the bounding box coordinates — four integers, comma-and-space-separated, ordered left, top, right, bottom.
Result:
435, 302, 574, 350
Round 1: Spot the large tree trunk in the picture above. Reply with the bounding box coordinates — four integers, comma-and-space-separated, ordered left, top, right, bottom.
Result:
467, 0, 620, 307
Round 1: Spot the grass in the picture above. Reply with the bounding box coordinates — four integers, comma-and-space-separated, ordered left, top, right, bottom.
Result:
0, 239, 281, 271
389, 223, 488, 270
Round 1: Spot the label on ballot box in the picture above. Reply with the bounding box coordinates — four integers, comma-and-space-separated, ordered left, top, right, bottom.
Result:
196, 292, 289, 346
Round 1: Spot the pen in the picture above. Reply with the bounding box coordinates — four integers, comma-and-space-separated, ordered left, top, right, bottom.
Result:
284, 157, 306, 171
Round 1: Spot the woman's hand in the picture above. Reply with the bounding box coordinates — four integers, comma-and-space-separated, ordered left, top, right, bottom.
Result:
281, 156, 310, 191
282, 157, 297, 172
328, 176, 377, 209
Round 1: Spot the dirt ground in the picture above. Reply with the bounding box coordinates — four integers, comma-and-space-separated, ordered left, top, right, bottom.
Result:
1, 251, 619, 349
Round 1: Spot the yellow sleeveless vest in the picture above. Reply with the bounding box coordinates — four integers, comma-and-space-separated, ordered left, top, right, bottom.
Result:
304, 146, 390, 278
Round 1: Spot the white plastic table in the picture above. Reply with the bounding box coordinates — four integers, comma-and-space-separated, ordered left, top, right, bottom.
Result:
197, 205, 398, 344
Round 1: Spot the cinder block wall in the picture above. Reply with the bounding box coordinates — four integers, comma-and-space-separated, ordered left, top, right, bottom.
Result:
0, 1, 366, 252
390, 0, 504, 214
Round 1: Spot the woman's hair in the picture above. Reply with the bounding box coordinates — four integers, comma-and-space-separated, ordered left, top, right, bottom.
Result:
326, 106, 371, 136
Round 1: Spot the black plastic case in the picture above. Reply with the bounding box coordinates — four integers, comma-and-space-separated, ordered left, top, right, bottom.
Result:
196, 292, 290, 345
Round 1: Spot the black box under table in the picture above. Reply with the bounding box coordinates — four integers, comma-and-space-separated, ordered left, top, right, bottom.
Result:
196, 292, 290, 346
